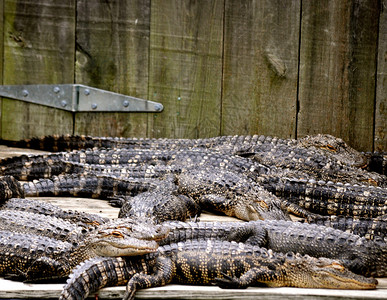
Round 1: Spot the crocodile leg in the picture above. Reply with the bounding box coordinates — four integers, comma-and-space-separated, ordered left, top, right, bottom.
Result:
123, 255, 173, 300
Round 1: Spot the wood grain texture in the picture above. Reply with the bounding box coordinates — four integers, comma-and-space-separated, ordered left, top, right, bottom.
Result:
74, 0, 150, 138
297, 0, 379, 152
0, 0, 3, 85
0, 0, 3, 136
148, 0, 223, 139
2, 0, 75, 140
221, 0, 300, 139
375, 0, 387, 152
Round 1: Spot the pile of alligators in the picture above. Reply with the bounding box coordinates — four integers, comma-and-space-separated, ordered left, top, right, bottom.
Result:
0, 133, 385, 300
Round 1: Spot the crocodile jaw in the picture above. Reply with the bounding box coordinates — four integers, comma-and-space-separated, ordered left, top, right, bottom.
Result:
92, 238, 159, 257
308, 260, 378, 290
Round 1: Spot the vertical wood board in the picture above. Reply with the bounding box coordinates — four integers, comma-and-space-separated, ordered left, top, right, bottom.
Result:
2, 0, 75, 140
0, 0, 4, 136
148, 0, 224, 139
375, 0, 387, 152
74, 0, 151, 138
297, 0, 379, 152
221, 0, 300, 139
0, 0, 3, 84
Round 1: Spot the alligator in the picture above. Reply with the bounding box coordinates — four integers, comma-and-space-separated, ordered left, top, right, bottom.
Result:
364, 152, 387, 175
113, 166, 294, 222
116, 175, 201, 223
19, 162, 387, 221
2, 140, 384, 188
257, 175, 387, 218
176, 167, 292, 221
20, 167, 292, 222
22, 173, 158, 200
0, 147, 274, 181
0, 198, 108, 226
158, 220, 387, 277
59, 239, 377, 300
303, 214, 387, 242
0, 218, 169, 282
241, 142, 385, 186
0, 175, 24, 201
1, 134, 368, 169
0, 210, 94, 242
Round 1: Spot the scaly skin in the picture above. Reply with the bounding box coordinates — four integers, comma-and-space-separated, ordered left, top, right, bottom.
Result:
177, 167, 291, 221
116, 177, 201, 223
304, 214, 387, 242
159, 220, 387, 277
0, 210, 93, 242
257, 175, 387, 218
1, 134, 368, 170
60, 240, 377, 300
0, 175, 24, 200
0, 218, 169, 282
245, 141, 384, 186
0, 198, 108, 226
60, 256, 151, 299
0, 147, 272, 180
365, 152, 387, 175
22, 173, 158, 199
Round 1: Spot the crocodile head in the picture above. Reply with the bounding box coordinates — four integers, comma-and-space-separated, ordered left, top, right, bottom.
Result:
235, 191, 291, 221
298, 134, 367, 168
286, 256, 378, 289
86, 218, 170, 257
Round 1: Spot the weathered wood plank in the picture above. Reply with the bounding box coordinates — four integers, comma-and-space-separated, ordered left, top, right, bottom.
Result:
2, 0, 75, 140
0, 0, 3, 85
0, 279, 386, 299
221, 0, 300, 139
0, 0, 4, 136
375, 0, 387, 152
74, 0, 150, 138
297, 0, 379, 152
148, 0, 223, 139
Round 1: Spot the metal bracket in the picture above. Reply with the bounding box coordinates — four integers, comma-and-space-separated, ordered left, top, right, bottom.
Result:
0, 84, 163, 113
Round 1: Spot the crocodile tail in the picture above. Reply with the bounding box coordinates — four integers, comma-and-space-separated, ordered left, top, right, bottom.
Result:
60, 256, 146, 300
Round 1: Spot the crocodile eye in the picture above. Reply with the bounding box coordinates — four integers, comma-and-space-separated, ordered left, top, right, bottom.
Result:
111, 231, 124, 238
329, 262, 345, 271
117, 225, 132, 232
326, 144, 336, 151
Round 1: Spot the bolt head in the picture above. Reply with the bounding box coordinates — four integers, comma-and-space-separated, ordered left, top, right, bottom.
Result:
22, 89, 29, 97
84, 89, 90, 96
61, 100, 67, 107
123, 100, 130, 107
53, 87, 61, 93
91, 103, 98, 109
154, 103, 163, 112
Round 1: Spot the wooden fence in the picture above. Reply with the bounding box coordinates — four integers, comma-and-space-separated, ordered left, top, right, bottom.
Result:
0, 0, 386, 152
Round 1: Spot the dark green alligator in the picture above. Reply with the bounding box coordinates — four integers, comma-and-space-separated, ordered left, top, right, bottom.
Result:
59, 239, 377, 300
